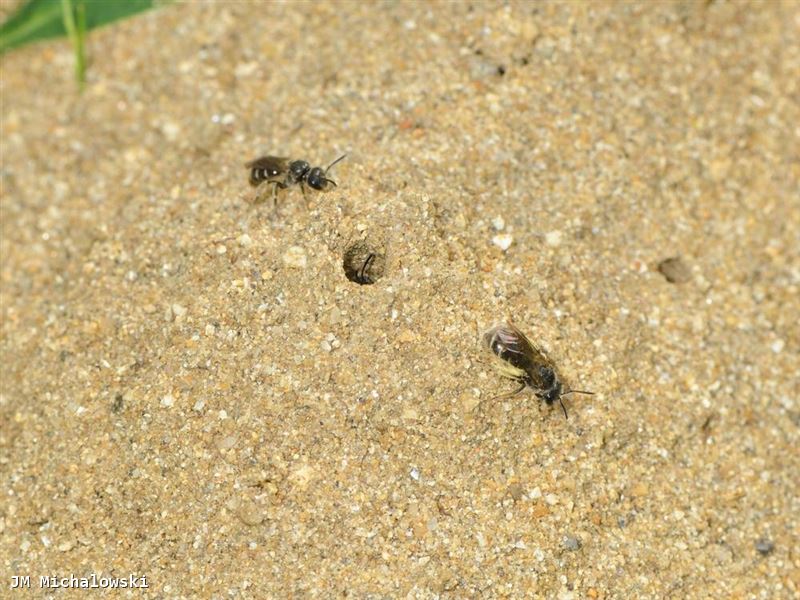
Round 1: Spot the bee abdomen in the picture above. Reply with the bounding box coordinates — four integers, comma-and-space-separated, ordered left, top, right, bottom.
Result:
249, 167, 280, 186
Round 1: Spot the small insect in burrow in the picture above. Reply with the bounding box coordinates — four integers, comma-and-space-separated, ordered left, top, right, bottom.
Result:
356, 253, 376, 284
245, 154, 347, 205
343, 241, 384, 285
482, 322, 593, 418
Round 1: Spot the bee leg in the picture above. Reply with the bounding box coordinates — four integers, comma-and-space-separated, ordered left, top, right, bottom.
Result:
250, 181, 271, 204
271, 182, 280, 208
491, 381, 527, 402
476, 381, 526, 413
559, 397, 569, 419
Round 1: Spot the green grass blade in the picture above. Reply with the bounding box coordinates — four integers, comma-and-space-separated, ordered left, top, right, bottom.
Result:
0, 0, 159, 54
0, 0, 63, 53
60, 0, 86, 88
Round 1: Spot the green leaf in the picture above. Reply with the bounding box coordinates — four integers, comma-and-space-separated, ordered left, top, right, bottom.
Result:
0, 0, 158, 54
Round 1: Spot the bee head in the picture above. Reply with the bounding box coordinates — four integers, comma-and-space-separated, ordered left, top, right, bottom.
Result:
306, 166, 336, 190
288, 160, 310, 184
540, 380, 562, 406
539, 378, 569, 419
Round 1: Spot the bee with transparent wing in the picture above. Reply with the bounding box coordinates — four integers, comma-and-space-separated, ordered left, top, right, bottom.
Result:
245, 154, 347, 205
482, 322, 593, 419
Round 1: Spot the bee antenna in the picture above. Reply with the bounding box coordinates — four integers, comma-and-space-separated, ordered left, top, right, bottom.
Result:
325, 154, 347, 174
559, 389, 592, 419
562, 389, 594, 396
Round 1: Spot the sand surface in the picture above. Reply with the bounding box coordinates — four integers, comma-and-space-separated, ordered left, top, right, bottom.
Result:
1, 2, 798, 598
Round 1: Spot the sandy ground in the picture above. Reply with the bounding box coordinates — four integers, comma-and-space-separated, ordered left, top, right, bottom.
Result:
1, 1, 798, 598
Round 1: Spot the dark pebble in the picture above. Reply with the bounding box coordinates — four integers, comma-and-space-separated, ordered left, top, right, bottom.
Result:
657, 256, 692, 284
563, 535, 581, 551
755, 538, 774, 556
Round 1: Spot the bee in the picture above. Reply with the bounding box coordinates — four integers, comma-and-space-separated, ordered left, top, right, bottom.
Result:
245, 154, 347, 204
482, 322, 593, 418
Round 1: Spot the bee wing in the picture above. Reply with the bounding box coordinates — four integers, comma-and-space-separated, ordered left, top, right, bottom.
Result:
483, 322, 530, 381
245, 156, 290, 187
505, 323, 559, 391
494, 322, 535, 356
245, 155, 289, 173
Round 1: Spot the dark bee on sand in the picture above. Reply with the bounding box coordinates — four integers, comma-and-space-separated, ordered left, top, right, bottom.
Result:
482, 322, 593, 418
245, 154, 347, 204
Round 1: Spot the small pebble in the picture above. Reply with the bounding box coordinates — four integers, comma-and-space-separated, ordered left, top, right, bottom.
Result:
410, 467, 420, 481
545, 230, 562, 247
468, 54, 502, 80
398, 329, 416, 343
161, 120, 181, 141
402, 407, 418, 421
492, 234, 513, 251
563, 535, 581, 551
770, 339, 784, 354
160, 394, 175, 408
234, 61, 259, 77
545, 493, 559, 506
282, 246, 308, 269
237, 499, 264, 526
492, 215, 505, 231
326, 333, 340, 349
218, 435, 238, 450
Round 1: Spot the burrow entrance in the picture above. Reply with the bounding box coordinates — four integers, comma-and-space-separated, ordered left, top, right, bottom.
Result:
343, 240, 385, 285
